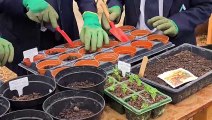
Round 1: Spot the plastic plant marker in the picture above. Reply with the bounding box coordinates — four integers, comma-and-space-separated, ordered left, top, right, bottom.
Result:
9, 77, 29, 96
207, 14, 212, 45
99, 0, 129, 42
23, 48, 38, 62
118, 61, 131, 77
56, 26, 75, 47
139, 56, 148, 78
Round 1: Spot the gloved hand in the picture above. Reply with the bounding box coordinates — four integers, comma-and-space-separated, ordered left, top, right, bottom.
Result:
101, 6, 121, 32
23, 0, 59, 28
148, 16, 179, 37
80, 12, 109, 51
0, 38, 14, 66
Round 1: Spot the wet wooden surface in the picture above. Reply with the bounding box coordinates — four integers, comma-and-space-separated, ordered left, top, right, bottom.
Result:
101, 85, 212, 120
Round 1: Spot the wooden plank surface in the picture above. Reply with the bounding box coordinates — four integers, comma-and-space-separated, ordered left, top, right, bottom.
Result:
101, 85, 212, 120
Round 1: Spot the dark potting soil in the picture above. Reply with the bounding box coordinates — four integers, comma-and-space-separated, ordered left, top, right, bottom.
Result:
47, 52, 60, 55
67, 80, 95, 88
110, 85, 132, 98
127, 81, 144, 92
145, 51, 212, 86
64, 56, 78, 61
12, 92, 42, 101
128, 96, 148, 110
140, 91, 166, 104
58, 106, 94, 119
44, 66, 55, 69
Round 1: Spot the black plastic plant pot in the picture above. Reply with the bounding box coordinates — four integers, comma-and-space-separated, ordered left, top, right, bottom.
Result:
125, 109, 151, 120
104, 95, 125, 114
0, 75, 56, 110
55, 66, 107, 95
43, 90, 105, 120
151, 105, 166, 119
0, 109, 53, 120
0, 96, 10, 117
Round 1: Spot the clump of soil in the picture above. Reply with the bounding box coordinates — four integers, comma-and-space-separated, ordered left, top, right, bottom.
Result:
64, 56, 78, 61
128, 97, 148, 110
12, 92, 42, 101
67, 80, 95, 88
58, 106, 94, 119
109, 85, 132, 98
44, 66, 55, 69
144, 51, 212, 86
127, 81, 144, 92
47, 51, 60, 55
140, 91, 166, 104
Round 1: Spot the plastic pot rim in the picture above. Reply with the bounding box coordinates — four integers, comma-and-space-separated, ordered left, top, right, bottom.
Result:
1, 109, 53, 120
56, 67, 107, 90
0, 96, 10, 117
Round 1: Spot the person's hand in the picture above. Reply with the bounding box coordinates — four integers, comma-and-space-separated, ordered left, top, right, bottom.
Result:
0, 38, 14, 66
101, 6, 121, 32
148, 16, 179, 37
80, 12, 109, 51
23, 0, 59, 28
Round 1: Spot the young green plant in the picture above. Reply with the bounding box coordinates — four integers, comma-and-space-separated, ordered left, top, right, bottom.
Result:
144, 84, 158, 100
108, 84, 116, 92
131, 94, 138, 101
112, 66, 122, 81
121, 83, 128, 94
108, 76, 115, 84
141, 102, 149, 109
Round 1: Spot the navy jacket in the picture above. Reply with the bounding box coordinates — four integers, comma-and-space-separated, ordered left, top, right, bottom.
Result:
0, 0, 97, 75
107, 0, 212, 46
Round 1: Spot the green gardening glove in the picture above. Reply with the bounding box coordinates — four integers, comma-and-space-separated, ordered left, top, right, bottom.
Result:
80, 12, 109, 51
148, 16, 179, 37
101, 6, 122, 32
0, 38, 14, 66
23, 0, 59, 28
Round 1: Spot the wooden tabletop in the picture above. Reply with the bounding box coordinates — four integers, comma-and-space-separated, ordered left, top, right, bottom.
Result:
101, 85, 212, 120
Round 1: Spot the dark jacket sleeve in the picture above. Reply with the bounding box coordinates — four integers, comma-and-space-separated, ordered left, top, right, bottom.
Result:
107, 0, 125, 8
170, 0, 212, 39
75, 0, 97, 14
0, 0, 26, 17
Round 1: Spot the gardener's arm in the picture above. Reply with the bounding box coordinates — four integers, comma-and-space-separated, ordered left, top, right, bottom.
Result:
0, 0, 26, 17
101, 0, 125, 31
76, 0, 109, 51
169, 0, 212, 39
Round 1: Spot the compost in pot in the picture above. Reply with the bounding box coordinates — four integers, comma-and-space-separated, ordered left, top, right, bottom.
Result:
0, 75, 56, 110
43, 90, 105, 120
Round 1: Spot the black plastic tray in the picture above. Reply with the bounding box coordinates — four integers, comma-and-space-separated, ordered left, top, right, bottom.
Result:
131, 43, 212, 104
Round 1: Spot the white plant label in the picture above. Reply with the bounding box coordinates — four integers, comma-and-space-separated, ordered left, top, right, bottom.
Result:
23, 48, 38, 62
9, 77, 29, 96
118, 61, 131, 77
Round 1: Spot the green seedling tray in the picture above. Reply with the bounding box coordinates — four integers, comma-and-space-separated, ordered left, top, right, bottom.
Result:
104, 73, 172, 116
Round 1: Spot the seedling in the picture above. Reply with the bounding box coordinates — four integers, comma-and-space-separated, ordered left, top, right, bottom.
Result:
131, 94, 138, 101
108, 76, 115, 84
144, 84, 158, 100
129, 74, 135, 83
137, 80, 142, 87
141, 102, 149, 109
108, 85, 116, 92
121, 83, 128, 94
112, 66, 122, 81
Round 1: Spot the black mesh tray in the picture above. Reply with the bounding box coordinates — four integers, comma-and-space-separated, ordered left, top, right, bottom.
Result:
131, 43, 212, 104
